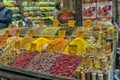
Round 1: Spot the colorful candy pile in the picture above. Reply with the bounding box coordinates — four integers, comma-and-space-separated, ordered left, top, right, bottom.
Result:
27, 52, 60, 73
47, 38, 69, 52
27, 37, 50, 52
40, 27, 62, 37
20, 36, 33, 48
50, 54, 81, 77
64, 37, 87, 55
10, 51, 38, 69
0, 49, 21, 65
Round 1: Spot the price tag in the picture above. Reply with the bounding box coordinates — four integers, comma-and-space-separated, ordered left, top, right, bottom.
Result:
47, 44, 55, 53
2, 40, 7, 46
39, 20, 44, 27
58, 30, 66, 38
53, 20, 59, 27
84, 20, 92, 28
14, 41, 20, 49
4, 30, 9, 36
28, 30, 34, 37
68, 45, 77, 56
30, 43, 37, 52
68, 20, 75, 28
16, 29, 20, 36
77, 29, 85, 38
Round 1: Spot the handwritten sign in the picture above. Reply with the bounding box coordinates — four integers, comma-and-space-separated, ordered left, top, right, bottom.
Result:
58, 30, 66, 38
68, 45, 77, 56
68, 20, 75, 28
84, 20, 92, 28
53, 20, 59, 27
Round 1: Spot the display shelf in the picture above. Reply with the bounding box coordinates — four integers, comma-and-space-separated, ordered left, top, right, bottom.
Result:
108, 52, 116, 80
0, 64, 78, 80
3, 0, 23, 27
21, 0, 56, 21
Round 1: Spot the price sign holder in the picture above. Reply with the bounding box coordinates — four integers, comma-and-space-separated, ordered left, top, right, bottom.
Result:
68, 20, 75, 28
84, 20, 92, 28
58, 29, 66, 39
30, 43, 37, 52
28, 30, 34, 37
39, 20, 44, 28
53, 20, 59, 27
68, 44, 77, 56
77, 29, 85, 38
47, 44, 55, 53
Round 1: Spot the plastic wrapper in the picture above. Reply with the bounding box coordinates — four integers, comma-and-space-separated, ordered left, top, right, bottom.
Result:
32, 27, 45, 37
20, 27, 31, 36
40, 27, 63, 37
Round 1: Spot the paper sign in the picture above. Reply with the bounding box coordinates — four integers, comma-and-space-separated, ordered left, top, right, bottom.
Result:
68, 45, 77, 56
14, 41, 20, 49
68, 20, 75, 28
53, 20, 59, 27
58, 30, 66, 38
30, 43, 37, 52
39, 20, 44, 27
84, 20, 92, 28
47, 44, 55, 53
28, 30, 34, 37
77, 30, 85, 38
16, 29, 20, 36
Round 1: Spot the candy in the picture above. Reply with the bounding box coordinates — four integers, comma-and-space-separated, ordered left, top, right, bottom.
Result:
10, 51, 38, 69
27, 52, 60, 73
9, 27, 21, 36
47, 38, 69, 52
0, 49, 21, 65
27, 37, 50, 52
50, 54, 81, 77
19, 36, 33, 48
20, 27, 31, 36
64, 37, 87, 55
40, 27, 62, 37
